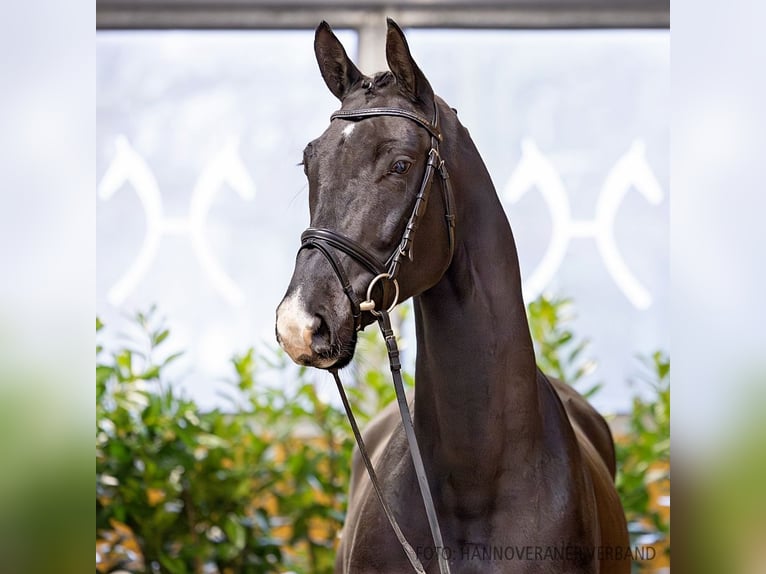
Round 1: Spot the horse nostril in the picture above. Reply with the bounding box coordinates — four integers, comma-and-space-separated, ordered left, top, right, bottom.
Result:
310, 314, 332, 355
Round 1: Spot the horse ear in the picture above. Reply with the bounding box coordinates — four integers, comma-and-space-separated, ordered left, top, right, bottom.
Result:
314, 21, 363, 101
385, 18, 434, 107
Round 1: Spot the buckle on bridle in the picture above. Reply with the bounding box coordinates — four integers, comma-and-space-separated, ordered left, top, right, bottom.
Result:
427, 147, 441, 167
360, 273, 400, 315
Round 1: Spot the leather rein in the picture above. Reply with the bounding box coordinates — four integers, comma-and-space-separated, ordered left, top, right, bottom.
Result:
298, 101, 455, 574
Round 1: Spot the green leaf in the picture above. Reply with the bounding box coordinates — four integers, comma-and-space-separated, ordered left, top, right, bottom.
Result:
142, 365, 161, 380
96, 365, 114, 386
115, 350, 132, 379
163, 351, 185, 366
224, 513, 247, 551
581, 382, 603, 399
158, 552, 186, 574
152, 328, 170, 348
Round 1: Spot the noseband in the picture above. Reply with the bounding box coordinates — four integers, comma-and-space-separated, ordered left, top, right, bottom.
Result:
297, 102, 455, 574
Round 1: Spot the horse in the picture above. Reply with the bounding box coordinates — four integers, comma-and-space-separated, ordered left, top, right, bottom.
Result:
275, 19, 629, 574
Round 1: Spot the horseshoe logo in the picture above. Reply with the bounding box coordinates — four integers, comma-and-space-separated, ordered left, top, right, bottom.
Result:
98, 135, 256, 307
503, 139, 663, 309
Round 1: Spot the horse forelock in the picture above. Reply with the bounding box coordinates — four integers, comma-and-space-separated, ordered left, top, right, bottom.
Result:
353, 71, 399, 102
373, 71, 394, 88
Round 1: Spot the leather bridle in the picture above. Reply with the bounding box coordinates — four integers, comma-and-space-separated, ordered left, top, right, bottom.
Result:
300, 102, 456, 331
297, 101, 455, 574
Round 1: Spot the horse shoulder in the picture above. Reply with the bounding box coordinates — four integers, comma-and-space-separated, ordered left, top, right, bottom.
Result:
549, 376, 617, 478
544, 376, 630, 574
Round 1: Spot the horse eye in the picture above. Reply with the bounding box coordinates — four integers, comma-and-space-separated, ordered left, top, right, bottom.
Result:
391, 160, 411, 175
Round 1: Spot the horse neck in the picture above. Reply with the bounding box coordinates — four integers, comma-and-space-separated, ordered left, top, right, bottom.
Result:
412, 114, 541, 483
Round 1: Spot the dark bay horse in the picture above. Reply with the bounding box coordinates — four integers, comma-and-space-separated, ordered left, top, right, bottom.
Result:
276, 19, 629, 573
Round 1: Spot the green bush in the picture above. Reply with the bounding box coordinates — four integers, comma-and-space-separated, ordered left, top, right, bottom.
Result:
97, 298, 669, 573
97, 308, 404, 573
615, 351, 671, 569
527, 294, 601, 397
97, 311, 280, 573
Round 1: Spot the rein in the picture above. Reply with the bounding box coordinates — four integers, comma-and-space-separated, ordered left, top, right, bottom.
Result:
298, 101, 455, 574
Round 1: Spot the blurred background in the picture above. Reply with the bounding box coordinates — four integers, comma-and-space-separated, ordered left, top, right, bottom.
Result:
94, 1, 671, 572
96, 1, 669, 414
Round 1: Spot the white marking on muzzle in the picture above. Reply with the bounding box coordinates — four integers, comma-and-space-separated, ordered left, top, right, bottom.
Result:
276, 289, 315, 361
342, 123, 355, 138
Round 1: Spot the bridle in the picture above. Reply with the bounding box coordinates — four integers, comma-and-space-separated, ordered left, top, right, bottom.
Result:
300, 102, 456, 332
297, 100, 456, 574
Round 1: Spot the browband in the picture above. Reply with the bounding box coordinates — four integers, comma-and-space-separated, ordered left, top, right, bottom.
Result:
331, 107, 442, 141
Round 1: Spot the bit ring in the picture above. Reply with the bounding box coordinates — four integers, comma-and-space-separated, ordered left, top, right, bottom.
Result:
360, 273, 399, 316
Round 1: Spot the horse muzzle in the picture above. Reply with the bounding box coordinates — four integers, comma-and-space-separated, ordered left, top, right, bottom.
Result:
275, 287, 355, 369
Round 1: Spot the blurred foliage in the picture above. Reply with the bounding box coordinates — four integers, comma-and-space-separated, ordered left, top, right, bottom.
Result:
96, 307, 404, 574
615, 351, 671, 571
97, 297, 669, 573
527, 294, 601, 397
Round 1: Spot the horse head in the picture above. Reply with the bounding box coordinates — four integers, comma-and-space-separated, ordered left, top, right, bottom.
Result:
276, 20, 454, 369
